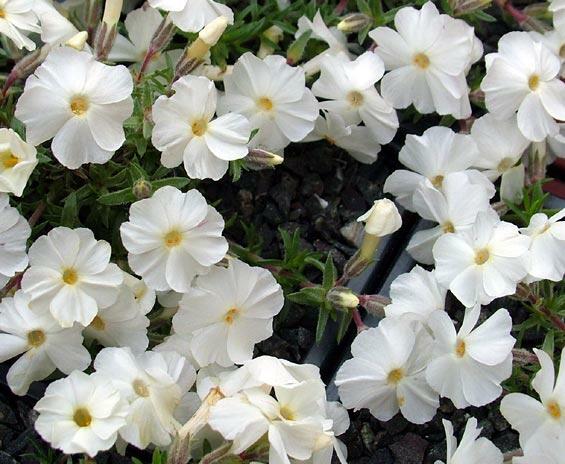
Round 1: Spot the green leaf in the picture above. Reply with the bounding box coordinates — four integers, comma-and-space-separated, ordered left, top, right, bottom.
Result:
356, 0, 372, 16
287, 287, 327, 307
322, 252, 336, 290
151, 177, 190, 190
473, 10, 497, 22
336, 310, 353, 343
316, 308, 330, 343
98, 188, 136, 206
61, 192, 78, 227
542, 330, 555, 358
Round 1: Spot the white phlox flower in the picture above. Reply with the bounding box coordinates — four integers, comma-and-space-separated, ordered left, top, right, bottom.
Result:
529, 29, 565, 78
0, 128, 37, 196
550, 0, 565, 30
34, 371, 128, 457
0, 290, 91, 395
147, 0, 233, 33
500, 347, 565, 450
407, 172, 492, 265
33, 0, 81, 47
122, 271, 156, 315
15, 47, 134, 169
218, 52, 319, 151
384, 265, 447, 326
0, 0, 40, 50
0, 193, 30, 287
520, 208, 565, 282
312, 52, 398, 145
172, 258, 284, 367
432, 211, 531, 307
513, 431, 565, 464
151, 75, 251, 180
436, 417, 503, 464
21, 226, 123, 327
480, 31, 565, 142
426, 306, 515, 408
120, 186, 228, 293
93, 346, 196, 449
369, 1, 480, 118
384, 126, 494, 212
335, 318, 439, 424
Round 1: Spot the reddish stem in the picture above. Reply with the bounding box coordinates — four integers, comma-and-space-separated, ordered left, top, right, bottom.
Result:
352, 309, 368, 333
335, 0, 348, 15
494, 0, 528, 24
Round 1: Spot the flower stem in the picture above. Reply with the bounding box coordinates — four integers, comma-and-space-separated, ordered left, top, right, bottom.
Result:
516, 283, 565, 332
494, 0, 528, 24
352, 309, 368, 333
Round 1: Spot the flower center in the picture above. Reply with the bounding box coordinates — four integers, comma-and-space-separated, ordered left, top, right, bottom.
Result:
133, 378, 150, 397
547, 400, 562, 419
474, 248, 490, 265
528, 74, 540, 91
413, 53, 430, 69
455, 339, 466, 358
387, 368, 404, 385
431, 175, 444, 188
397, 395, 406, 406
62, 268, 79, 285
164, 230, 182, 248
224, 307, 239, 325
347, 91, 364, 107
280, 405, 295, 421
90, 315, 106, 331
191, 118, 208, 137
27, 329, 46, 348
0, 150, 19, 169
134, 286, 146, 301
70, 95, 89, 116
497, 157, 515, 173
257, 97, 274, 111
73, 407, 92, 427
442, 221, 455, 233
0, 8, 5, 18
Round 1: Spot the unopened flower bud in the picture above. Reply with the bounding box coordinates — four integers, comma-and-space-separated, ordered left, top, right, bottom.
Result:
357, 199, 402, 237
342, 250, 371, 280
65, 31, 89, 51
102, 0, 123, 27
245, 148, 284, 170
327, 287, 359, 310
449, 0, 491, 16
258, 25, 284, 58
132, 179, 152, 199
358, 294, 391, 318
337, 13, 372, 33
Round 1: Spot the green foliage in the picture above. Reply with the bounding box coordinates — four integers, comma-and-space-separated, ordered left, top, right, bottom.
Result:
504, 180, 558, 226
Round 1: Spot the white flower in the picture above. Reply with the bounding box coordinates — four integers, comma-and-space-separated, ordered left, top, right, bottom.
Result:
0, 290, 90, 395
369, 2, 479, 118
172, 258, 284, 367
529, 29, 565, 78
550, 0, 565, 30
513, 431, 565, 464
33, 0, 80, 47
432, 211, 530, 307
147, 0, 233, 33
500, 347, 565, 450
336, 318, 439, 424
122, 272, 156, 315
94, 346, 196, 448
218, 52, 319, 151
520, 209, 565, 282
152, 75, 251, 180
21, 227, 123, 327
407, 172, 492, 265
312, 52, 398, 144
470, 114, 530, 181
304, 111, 383, 164
34, 371, 128, 457
15, 47, 134, 169
480, 31, 565, 142
0, 128, 37, 196
120, 186, 228, 293
384, 126, 494, 212
426, 306, 515, 408
0, 0, 40, 50
384, 265, 447, 325
437, 417, 502, 464
0, 194, 30, 287
357, 198, 402, 236
84, 285, 150, 353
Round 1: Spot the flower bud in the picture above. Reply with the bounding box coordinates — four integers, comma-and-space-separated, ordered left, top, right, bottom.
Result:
132, 179, 152, 199
337, 13, 372, 33
244, 148, 284, 170
326, 287, 359, 310
101, 0, 123, 27
357, 199, 402, 237
65, 31, 89, 51
258, 25, 284, 58
449, 0, 491, 16
358, 294, 391, 318
342, 250, 371, 280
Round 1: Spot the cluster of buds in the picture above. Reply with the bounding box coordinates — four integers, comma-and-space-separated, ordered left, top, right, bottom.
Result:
94, 0, 123, 60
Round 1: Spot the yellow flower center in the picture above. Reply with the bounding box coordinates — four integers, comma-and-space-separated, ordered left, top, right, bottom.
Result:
70, 95, 89, 116
0, 150, 19, 169
347, 91, 364, 107
191, 118, 208, 137
547, 400, 562, 419
0, 8, 5, 18
325, 136, 336, 145
397, 395, 406, 406
257, 97, 274, 111
62, 268, 79, 285
27, 329, 46, 348
134, 286, 146, 301
224, 307, 239, 325
431, 175, 444, 188
73, 407, 92, 427
280, 405, 295, 421
442, 221, 455, 234
164, 230, 182, 248
90, 315, 106, 331
474, 248, 490, 265
497, 157, 515, 173
133, 378, 150, 397
387, 368, 405, 385
455, 339, 466, 358
413, 53, 430, 69
528, 74, 540, 91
